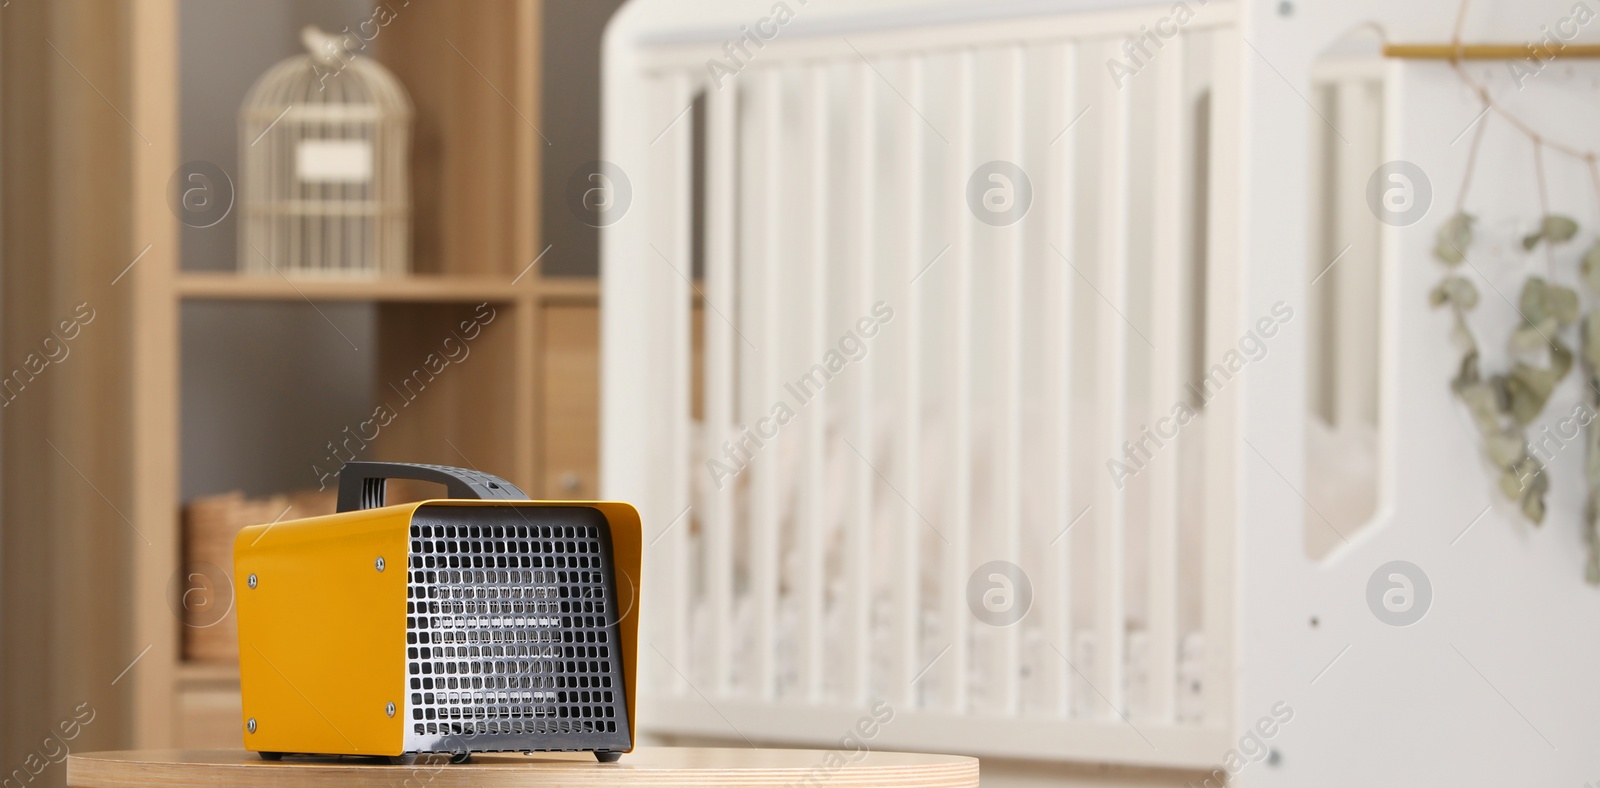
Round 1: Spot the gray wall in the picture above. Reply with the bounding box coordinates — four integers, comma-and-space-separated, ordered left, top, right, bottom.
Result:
179, 0, 377, 500
180, 0, 620, 499
539, 0, 627, 278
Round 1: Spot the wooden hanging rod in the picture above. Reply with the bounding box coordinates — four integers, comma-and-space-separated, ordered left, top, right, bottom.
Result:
1384, 43, 1600, 59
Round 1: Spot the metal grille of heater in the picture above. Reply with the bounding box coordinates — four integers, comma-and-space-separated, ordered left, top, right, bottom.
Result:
402, 506, 630, 754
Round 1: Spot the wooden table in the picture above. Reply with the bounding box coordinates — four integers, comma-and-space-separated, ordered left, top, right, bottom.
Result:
68, 748, 979, 787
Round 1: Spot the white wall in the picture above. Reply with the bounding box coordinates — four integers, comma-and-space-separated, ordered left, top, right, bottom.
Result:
1239, 1, 1600, 785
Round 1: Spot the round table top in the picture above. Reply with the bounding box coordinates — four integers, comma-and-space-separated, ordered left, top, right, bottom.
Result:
67, 748, 979, 787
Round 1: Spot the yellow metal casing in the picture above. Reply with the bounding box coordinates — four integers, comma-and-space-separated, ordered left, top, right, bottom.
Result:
234, 499, 642, 758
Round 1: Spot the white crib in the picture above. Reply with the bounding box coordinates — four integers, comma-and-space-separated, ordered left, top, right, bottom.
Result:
600, 0, 1600, 783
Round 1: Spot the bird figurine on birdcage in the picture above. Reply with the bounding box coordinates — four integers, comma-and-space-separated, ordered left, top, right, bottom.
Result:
238, 26, 412, 277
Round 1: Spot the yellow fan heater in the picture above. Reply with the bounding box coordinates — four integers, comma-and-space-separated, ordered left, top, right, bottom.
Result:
233, 462, 640, 764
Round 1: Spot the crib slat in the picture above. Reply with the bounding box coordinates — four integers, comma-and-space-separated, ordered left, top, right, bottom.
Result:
1203, 30, 1242, 729
703, 79, 737, 697
996, 44, 1025, 717
1047, 40, 1078, 721
800, 64, 829, 703
753, 69, 784, 701
1092, 39, 1130, 720
668, 73, 695, 688
851, 61, 877, 705
1036, 41, 1075, 720
941, 48, 975, 716
1145, 34, 1186, 724
897, 55, 925, 710
643, 75, 676, 693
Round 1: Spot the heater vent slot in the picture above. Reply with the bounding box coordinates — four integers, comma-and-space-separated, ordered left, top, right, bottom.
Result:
403, 506, 630, 753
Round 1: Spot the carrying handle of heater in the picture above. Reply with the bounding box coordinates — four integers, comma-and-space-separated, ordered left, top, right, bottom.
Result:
336, 461, 529, 513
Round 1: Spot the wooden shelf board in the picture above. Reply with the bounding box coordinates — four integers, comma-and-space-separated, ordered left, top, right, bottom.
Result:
176, 661, 239, 686
175, 272, 533, 303
537, 276, 601, 301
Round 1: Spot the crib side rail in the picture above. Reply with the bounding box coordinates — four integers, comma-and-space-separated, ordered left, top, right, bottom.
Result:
602, 0, 1244, 769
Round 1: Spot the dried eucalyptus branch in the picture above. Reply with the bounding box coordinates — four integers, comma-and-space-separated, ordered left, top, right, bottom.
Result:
1429, 212, 1575, 526
1581, 316, 1600, 583
1432, 210, 1600, 584
1580, 245, 1600, 584
1431, 14, 1600, 582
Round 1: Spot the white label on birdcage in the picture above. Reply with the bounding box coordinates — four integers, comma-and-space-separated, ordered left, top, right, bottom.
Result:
296, 139, 373, 183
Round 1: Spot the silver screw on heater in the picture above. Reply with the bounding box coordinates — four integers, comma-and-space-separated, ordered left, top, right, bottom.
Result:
375, 557, 386, 572
247, 574, 257, 589
247, 718, 257, 733
386, 702, 396, 718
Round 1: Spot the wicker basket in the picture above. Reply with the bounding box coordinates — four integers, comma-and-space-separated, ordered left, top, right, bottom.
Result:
181, 489, 337, 662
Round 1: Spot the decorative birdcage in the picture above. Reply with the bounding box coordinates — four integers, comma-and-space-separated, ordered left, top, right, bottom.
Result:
239, 26, 412, 277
